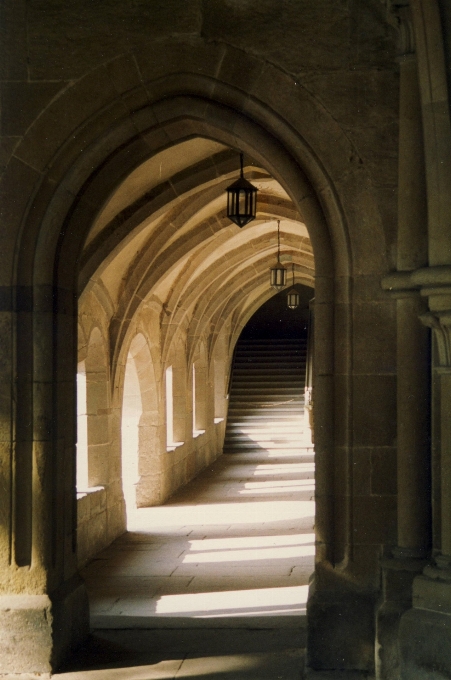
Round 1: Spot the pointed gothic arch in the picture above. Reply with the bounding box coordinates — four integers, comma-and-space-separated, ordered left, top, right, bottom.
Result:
5, 39, 393, 671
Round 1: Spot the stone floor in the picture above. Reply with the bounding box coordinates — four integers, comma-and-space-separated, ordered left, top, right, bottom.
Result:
56, 444, 317, 679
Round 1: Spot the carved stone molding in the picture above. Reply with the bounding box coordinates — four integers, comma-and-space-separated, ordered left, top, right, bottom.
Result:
383, 0, 415, 57
420, 310, 451, 367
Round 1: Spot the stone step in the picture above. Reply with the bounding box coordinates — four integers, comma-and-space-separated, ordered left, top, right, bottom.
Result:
223, 444, 306, 452
224, 335, 309, 455
225, 439, 307, 446
233, 372, 304, 382
233, 367, 305, 373
235, 350, 307, 356
226, 425, 304, 432
228, 403, 304, 409
230, 392, 304, 399
234, 367, 305, 372
227, 411, 304, 418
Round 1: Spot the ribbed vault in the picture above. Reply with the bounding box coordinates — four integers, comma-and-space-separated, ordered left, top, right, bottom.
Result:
79, 136, 314, 382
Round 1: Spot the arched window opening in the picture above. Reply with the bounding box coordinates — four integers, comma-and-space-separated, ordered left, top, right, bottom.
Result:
76, 326, 110, 567
85, 328, 110, 488
76, 361, 89, 491
166, 362, 186, 450
165, 365, 174, 449
121, 352, 142, 511
193, 361, 206, 436
213, 357, 225, 423
166, 339, 187, 451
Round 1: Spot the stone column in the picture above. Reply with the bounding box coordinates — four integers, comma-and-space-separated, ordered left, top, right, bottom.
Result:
0, 288, 90, 674
395, 296, 429, 557
397, 1, 451, 676
394, 47, 430, 559
419, 310, 451, 559
376, 8, 430, 678
398, 304, 451, 678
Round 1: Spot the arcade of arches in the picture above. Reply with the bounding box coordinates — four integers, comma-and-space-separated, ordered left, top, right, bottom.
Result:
1, 1, 451, 677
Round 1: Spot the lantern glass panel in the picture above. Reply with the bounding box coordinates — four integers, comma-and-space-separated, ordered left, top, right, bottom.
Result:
287, 290, 300, 309
270, 265, 287, 290
226, 176, 257, 228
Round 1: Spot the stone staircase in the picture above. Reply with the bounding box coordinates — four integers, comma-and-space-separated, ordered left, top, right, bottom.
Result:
224, 337, 309, 454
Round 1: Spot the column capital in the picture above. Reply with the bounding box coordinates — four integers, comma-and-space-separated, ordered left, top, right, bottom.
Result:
420, 311, 451, 367
423, 554, 451, 581
382, 0, 415, 58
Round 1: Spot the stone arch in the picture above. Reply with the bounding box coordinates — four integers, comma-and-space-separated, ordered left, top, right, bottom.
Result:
76, 324, 116, 567
122, 332, 161, 509
165, 334, 188, 448
12, 105, 341, 572
192, 337, 208, 436
5, 40, 391, 664
212, 327, 229, 423
83, 326, 110, 488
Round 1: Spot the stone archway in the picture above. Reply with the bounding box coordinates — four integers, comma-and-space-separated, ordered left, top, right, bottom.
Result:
121, 332, 161, 512
3, 38, 394, 673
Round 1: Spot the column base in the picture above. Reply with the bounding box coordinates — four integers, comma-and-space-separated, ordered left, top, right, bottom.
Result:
307, 576, 376, 672
375, 557, 428, 680
399, 569, 451, 678
0, 574, 89, 674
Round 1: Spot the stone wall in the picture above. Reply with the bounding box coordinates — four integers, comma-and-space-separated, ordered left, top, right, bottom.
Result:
1, 0, 434, 675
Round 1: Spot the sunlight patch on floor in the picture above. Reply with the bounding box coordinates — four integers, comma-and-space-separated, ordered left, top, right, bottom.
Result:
188, 532, 315, 551
238, 485, 315, 495
182, 544, 315, 563
127, 500, 315, 530
155, 585, 309, 617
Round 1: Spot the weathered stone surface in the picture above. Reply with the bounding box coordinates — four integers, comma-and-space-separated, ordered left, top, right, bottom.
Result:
0, 158, 41, 285
353, 301, 397, 374
399, 607, 451, 679
352, 376, 397, 447
307, 586, 376, 671
27, 0, 202, 80
1, 0, 449, 675
353, 495, 397, 545
0, 82, 66, 138
0, 579, 89, 673
203, 0, 351, 73
0, 0, 28, 80
0, 595, 53, 673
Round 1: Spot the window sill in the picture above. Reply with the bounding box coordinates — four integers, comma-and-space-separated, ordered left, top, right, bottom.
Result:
76, 485, 105, 500
166, 441, 184, 452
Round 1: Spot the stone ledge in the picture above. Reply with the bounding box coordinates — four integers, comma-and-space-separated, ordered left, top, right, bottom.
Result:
382, 266, 451, 296
76, 485, 105, 500
0, 577, 89, 674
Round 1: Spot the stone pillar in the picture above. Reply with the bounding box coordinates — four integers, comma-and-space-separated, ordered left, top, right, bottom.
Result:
375, 289, 430, 680
395, 45, 429, 558
420, 310, 451, 559
376, 7, 431, 677
399, 304, 451, 678
396, 298, 430, 555
0, 288, 90, 674
397, 0, 451, 674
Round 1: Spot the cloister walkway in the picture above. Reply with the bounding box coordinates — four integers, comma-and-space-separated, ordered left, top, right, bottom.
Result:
57, 444, 315, 679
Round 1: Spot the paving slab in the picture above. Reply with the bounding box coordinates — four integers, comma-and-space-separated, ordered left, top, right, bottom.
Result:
60, 447, 314, 678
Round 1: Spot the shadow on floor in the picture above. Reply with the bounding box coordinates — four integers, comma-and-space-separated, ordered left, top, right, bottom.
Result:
56, 627, 305, 679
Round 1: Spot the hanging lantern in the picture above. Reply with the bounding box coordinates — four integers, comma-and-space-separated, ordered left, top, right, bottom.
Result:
270, 220, 287, 290
226, 152, 258, 228
287, 264, 300, 309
